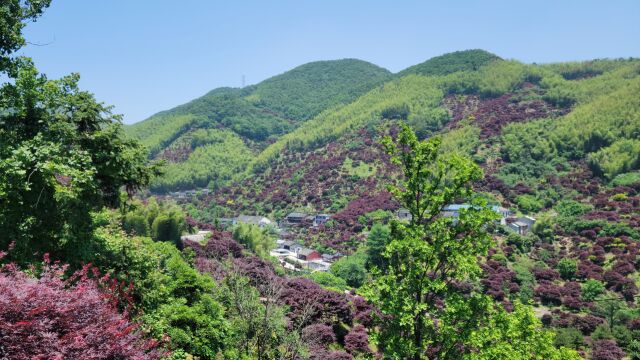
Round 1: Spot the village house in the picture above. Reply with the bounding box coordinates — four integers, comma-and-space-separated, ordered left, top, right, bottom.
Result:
181, 234, 205, 242
508, 216, 536, 235
216, 217, 236, 228
285, 212, 307, 224
280, 240, 294, 250
270, 248, 292, 259
322, 253, 344, 262
441, 204, 471, 218
396, 208, 412, 221
492, 206, 511, 225
313, 214, 331, 226
297, 248, 321, 261
307, 259, 332, 272
170, 191, 187, 199
441, 204, 511, 223
235, 215, 273, 228
180, 230, 211, 244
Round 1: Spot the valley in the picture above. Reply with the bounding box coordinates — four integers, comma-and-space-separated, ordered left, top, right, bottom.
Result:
2, 4, 639, 356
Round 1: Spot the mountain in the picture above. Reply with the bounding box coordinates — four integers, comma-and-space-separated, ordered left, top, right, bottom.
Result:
126, 59, 392, 192
397, 49, 501, 77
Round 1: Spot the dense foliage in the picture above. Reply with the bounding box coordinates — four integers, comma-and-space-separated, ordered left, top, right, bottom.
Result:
0, 254, 163, 359
362, 124, 578, 359
0, 64, 156, 264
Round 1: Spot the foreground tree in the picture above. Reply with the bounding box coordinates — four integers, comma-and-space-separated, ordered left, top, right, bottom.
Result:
363, 124, 579, 359
0, 0, 51, 74
0, 1, 159, 264
0, 62, 158, 263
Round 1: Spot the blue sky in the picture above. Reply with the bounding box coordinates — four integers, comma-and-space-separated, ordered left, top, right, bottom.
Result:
19, 1, 640, 124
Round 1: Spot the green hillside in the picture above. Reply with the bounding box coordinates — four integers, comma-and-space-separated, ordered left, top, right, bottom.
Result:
126, 59, 391, 192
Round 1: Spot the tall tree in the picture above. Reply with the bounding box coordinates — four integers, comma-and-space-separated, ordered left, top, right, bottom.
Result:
363, 123, 579, 359
0, 62, 157, 263
0, 0, 51, 75
366, 223, 391, 270
232, 223, 275, 258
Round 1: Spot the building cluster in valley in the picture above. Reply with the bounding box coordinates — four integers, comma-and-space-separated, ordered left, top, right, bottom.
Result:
181, 204, 536, 273
398, 204, 536, 234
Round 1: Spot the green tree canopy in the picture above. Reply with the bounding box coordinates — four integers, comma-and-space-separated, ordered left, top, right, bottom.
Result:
232, 223, 275, 258
0, 61, 158, 263
363, 123, 579, 359
0, 0, 51, 75
366, 223, 391, 270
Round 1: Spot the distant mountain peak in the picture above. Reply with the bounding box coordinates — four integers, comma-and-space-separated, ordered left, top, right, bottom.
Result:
399, 49, 501, 76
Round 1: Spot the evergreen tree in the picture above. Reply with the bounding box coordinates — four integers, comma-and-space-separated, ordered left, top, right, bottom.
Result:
366, 223, 391, 270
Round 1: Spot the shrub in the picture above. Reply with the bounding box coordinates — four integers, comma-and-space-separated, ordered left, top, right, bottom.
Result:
590, 339, 625, 360
535, 283, 563, 306
381, 104, 410, 120
554, 327, 584, 349
344, 325, 371, 355
572, 315, 604, 335
582, 280, 606, 301
557, 258, 578, 280
591, 324, 614, 340
280, 278, 352, 327
306, 271, 348, 291
516, 194, 544, 212
302, 324, 336, 345
328, 350, 354, 360
330, 253, 367, 288
0, 259, 162, 359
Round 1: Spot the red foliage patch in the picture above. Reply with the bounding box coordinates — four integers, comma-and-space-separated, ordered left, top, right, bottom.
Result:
0, 259, 163, 359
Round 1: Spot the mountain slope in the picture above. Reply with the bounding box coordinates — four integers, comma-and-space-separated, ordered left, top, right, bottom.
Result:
199, 55, 640, 262
126, 59, 391, 192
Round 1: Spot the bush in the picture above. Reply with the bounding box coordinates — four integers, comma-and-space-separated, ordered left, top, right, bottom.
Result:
591, 324, 614, 340
535, 283, 563, 306
381, 104, 410, 120
516, 194, 544, 213
554, 327, 584, 349
305, 271, 348, 291
590, 339, 625, 360
330, 252, 367, 288
610, 171, 640, 187
0, 258, 162, 359
557, 258, 578, 280
628, 340, 640, 360
344, 325, 371, 355
302, 324, 336, 345
582, 280, 606, 301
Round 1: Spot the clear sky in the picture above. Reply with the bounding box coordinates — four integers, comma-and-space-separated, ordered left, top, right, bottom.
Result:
19, 0, 640, 124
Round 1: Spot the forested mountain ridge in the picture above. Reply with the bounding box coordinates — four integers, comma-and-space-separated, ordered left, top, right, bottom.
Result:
125, 59, 391, 192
